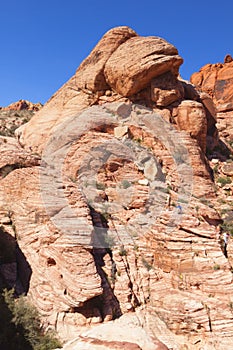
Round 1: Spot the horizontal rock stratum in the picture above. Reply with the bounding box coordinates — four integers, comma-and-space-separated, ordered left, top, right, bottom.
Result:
1, 27, 233, 350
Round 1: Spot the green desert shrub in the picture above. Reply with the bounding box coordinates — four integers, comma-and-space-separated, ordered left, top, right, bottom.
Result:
121, 179, 131, 189
0, 289, 61, 350
217, 176, 232, 187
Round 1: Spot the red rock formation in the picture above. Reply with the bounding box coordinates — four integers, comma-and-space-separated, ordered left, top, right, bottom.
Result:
16, 26, 208, 155
104, 36, 183, 96
191, 57, 233, 149
151, 71, 184, 106
176, 100, 207, 152
1, 27, 232, 350
1, 99, 42, 111
0, 100, 42, 138
191, 58, 233, 113
75, 26, 137, 92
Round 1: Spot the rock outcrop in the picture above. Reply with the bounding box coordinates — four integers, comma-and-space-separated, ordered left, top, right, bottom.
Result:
0, 100, 42, 137
16, 26, 210, 155
191, 56, 233, 148
58, 312, 169, 350
176, 100, 207, 152
104, 36, 183, 96
0, 27, 233, 350
191, 58, 233, 113
0, 99, 42, 112
75, 26, 137, 92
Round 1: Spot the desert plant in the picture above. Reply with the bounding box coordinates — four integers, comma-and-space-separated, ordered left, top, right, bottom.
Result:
121, 180, 131, 189
220, 221, 233, 236
142, 257, 153, 271
217, 176, 232, 187
0, 289, 61, 350
118, 246, 128, 256
133, 137, 143, 144
96, 182, 106, 190
213, 164, 219, 172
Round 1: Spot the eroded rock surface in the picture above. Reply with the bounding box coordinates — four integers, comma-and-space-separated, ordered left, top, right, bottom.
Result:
17, 26, 209, 155
0, 27, 233, 350
104, 36, 183, 96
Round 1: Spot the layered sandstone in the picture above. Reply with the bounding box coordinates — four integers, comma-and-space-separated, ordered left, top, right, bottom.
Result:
16, 26, 207, 155
104, 36, 183, 96
0, 27, 232, 350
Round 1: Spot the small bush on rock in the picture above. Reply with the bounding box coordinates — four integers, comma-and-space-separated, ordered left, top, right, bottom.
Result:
0, 289, 62, 350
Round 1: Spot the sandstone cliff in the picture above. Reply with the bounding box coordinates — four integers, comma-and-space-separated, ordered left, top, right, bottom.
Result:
0, 27, 233, 350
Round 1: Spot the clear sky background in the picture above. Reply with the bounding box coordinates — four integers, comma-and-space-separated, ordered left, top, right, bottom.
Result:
1, 0, 232, 106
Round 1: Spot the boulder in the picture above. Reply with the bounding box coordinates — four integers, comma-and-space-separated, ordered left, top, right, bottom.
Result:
114, 125, 129, 138
104, 36, 183, 96
221, 163, 233, 176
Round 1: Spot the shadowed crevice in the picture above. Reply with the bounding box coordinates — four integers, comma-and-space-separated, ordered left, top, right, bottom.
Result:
89, 207, 122, 321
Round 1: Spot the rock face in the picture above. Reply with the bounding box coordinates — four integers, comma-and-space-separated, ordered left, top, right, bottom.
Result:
151, 71, 184, 106
176, 100, 207, 152
1, 27, 233, 350
17, 27, 190, 154
191, 57, 233, 148
75, 26, 137, 92
191, 58, 233, 113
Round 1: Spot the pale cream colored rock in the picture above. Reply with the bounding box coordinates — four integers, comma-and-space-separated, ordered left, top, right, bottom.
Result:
221, 162, 233, 176
114, 125, 128, 138
0, 216, 11, 224
144, 158, 158, 181
59, 312, 169, 350
138, 179, 149, 186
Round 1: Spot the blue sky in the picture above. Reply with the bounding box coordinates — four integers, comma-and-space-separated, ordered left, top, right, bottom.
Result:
1, 0, 233, 106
